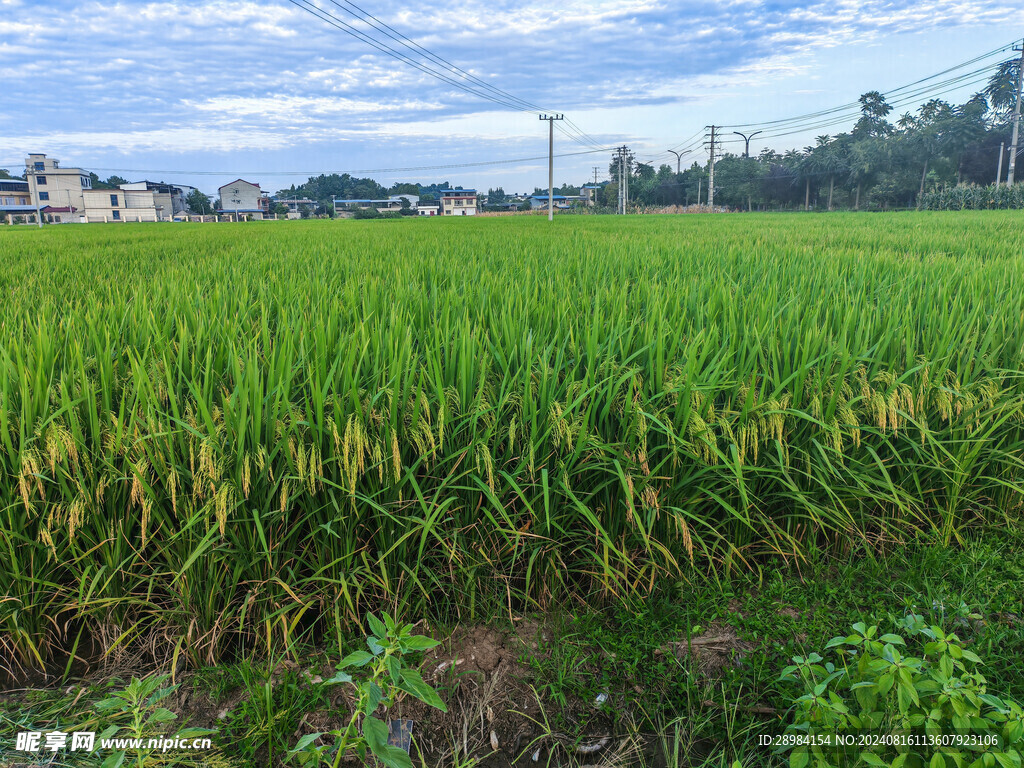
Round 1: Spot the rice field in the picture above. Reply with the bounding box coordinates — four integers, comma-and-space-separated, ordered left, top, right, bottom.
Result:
1, 212, 1023, 675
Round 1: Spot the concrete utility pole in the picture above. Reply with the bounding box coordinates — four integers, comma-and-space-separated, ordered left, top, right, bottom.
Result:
732, 130, 762, 158
707, 125, 718, 210
997, 143, 1005, 185
25, 162, 42, 228
593, 167, 600, 185
614, 146, 631, 214
540, 114, 564, 221
1008, 43, 1024, 185
616, 148, 623, 214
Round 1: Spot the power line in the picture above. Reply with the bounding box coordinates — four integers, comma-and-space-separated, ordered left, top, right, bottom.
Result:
285, 0, 609, 151
721, 39, 1018, 131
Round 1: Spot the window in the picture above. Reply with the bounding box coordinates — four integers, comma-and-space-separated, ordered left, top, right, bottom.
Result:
112, 211, 121, 220
34, 161, 44, 172
82, 176, 91, 189
37, 176, 47, 185
110, 194, 119, 207
39, 192, 49, 201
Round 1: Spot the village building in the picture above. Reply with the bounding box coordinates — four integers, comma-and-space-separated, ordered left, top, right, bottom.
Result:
218, 179, 268, 220
440, 189, 477, 216
1, 179, 36, 223
82, 187, 161, 222
25, 153, 92, 214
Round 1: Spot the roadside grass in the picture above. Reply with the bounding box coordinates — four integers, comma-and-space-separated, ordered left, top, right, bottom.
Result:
2, 525, 1020, 767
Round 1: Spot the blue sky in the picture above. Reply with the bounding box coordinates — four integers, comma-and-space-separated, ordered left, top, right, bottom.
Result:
0, 0, 1019, 195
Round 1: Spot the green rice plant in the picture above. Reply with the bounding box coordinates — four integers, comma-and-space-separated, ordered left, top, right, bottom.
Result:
1, 213, 1023, 673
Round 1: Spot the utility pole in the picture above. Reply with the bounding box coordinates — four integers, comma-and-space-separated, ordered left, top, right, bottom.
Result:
615, 146, 630, 214
1007, 41, 1024, 185
997, 143, 1005, 185
616, 147, 624, 214
732, 130, 762, 159
706, 125, 718, 210
610, 145, 626, 214
540, 114, 564, 221
592, 167, 600, 185
25, 161, 42, 228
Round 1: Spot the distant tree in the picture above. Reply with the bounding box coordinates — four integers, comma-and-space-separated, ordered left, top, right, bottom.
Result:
107, 175, 129, 187
985, 58, 1022, 118
853, 91, 894, 138
270, 201, 289, 217
186, 189, 214, 215
388, 182, 420, 196
0, 168, 23, 180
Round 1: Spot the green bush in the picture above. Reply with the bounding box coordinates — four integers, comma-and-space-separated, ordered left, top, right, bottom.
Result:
779, 617, 1024, 768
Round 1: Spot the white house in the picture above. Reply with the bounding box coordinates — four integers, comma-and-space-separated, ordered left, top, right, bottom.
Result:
218, 179, 268, 220
417, 200, 440, 217
82, 188, 160, 222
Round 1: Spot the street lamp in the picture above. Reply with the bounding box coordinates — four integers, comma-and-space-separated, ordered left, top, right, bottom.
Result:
732, 130, 763, 158
667, 149, 691, 174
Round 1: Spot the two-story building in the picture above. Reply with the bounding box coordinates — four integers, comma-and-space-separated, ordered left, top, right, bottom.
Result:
218, 179, 268, 220
1, 179, 36, 223
440, 189, 477, 216
82, 188, 161, 222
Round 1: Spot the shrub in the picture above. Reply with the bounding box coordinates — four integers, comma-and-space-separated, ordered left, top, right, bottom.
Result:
779, 618, 1024, 768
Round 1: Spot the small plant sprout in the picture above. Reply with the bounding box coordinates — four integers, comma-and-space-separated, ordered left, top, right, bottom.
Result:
290, 613, 446, 768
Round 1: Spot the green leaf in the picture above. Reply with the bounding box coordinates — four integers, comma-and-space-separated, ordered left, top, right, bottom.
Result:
790, 750, 809, 768
931, 753, 946, 768
366, 681, 383, 714
994, 754, 1021, 768
290, 733, 324, 754
367, 613, 388, 640
146, 707, 177, 724
861, 752, 888, 766
879, 634, 907, 645
398, 668, 447, 712
100, 753, 126, 768
386, 654, 402, 684
363, 717, 413, 768
340, 650, 374, 668
403, 634, 441, 651
362, 715, 389, 749
322, 671, 353, 686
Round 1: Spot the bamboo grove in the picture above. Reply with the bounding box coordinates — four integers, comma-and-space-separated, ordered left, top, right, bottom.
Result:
1, 214, 1023, 675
